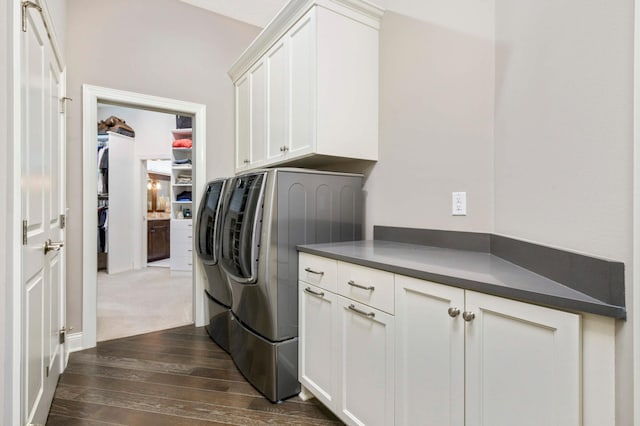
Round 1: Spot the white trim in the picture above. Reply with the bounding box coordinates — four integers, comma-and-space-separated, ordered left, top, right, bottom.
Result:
82, 85, 207, 350
9, 0, 21, 424
65, 332, 85, 354
634, 1, 640, 424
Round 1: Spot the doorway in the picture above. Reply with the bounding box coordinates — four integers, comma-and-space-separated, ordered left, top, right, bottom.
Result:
81, 85, 207, 349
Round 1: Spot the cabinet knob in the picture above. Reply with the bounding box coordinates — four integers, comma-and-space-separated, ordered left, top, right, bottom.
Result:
243, 159, 250, 164
280, 146, 289, 152
447, 307, 460, 318
462, 311, 476, 322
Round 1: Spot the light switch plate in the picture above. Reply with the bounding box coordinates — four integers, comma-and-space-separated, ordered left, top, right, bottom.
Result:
452, 192, 466, 216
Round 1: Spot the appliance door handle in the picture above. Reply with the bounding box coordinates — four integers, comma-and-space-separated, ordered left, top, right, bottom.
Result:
304, 267, 324, 276
348, 304, 375, 319
347, 280, 375, 291
304, 287, 325, 298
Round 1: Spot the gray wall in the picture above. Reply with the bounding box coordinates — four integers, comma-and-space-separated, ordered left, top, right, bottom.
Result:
65, 0, 260, 332
364, 10, 495, 236
365, 2, 634, 422
493, 0, 634, 422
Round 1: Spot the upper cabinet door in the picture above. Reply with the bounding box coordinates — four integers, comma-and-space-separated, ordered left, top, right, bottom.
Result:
288, 11, 316, 156
250, 61, 267, 166
229, 1, 382, 173
235, 75, 251, 170
266, 39, 289, 162
464, 291, 581, 426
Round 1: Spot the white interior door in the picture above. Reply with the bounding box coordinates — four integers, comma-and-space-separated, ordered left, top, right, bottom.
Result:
21, 4, 66, 425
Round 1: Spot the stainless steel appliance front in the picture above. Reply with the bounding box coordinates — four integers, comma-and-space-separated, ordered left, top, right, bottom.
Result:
220, 168, 363, 401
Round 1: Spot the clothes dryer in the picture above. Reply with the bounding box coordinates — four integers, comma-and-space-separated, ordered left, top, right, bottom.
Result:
195, 178, 232, 352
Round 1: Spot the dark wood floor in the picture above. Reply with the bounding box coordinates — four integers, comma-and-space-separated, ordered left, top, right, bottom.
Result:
47, 325, 341, 425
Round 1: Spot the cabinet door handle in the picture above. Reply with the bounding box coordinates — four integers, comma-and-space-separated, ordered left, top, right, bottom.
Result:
348, 304, 375, 319
347, 280, 375, 291
280, 146, 289, 152
304, 267, 324, 276
243, 159, 250, 164
462, 311, 475, 322
448, 307, 460, 318
304, 287, 325, 298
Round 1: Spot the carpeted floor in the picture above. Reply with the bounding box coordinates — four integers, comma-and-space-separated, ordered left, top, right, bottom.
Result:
97, 268, 192, 342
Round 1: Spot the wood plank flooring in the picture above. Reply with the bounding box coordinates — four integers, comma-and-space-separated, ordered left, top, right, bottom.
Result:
47, 325, 342, 425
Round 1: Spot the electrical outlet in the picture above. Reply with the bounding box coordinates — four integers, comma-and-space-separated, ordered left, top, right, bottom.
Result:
452, 192, 466, 216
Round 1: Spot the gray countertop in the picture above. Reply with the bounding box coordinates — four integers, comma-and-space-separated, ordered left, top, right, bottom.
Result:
298, 240, 626, 319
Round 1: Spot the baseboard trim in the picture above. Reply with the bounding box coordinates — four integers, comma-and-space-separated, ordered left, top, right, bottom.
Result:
67, 332, 84, 353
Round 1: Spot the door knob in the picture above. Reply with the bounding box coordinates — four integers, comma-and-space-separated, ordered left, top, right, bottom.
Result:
44, 239, 64, 254
462, 311, 476, 322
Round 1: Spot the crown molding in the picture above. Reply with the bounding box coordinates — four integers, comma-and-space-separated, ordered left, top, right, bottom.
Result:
228, 0, 384, 82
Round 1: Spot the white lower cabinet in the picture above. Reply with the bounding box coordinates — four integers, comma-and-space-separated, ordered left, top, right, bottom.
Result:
464, 290, 580, 426
299, 282, 338, 410
170, 219, 193, 271
338, 297, 394, 426
300, 255, 586, 426
395, 275, 581, 426
395, 276, 465, 426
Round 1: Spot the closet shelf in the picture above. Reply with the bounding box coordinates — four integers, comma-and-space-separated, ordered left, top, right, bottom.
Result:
171, 128, 192, 139
173, 183, 192, 187
172, 200, 192, 204
172, 147, 192, 151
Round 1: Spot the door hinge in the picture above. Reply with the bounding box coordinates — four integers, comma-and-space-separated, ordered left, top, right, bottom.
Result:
45, 366, 49, 377
60, 213, 66, 229
60, 97, 72, 114
21, 1, 42, 32
22, 220, 27, 245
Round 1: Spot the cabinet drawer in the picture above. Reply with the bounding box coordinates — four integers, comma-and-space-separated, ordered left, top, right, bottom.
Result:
171, 219, 193, 230
171, 229, 193, 245
338, 262, 394, 314
171, 255, 193, 271
299, 253, 338, 292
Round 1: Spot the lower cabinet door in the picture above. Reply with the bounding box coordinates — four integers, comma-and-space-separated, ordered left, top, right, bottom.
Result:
395, 275, 465, 426
337, 296, 394, 426
298, 282, 338, 410
464, 290, 581, 426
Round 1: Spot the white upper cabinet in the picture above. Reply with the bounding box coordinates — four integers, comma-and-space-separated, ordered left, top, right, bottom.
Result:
229, 0, 384, 173
235, 75, 250, 171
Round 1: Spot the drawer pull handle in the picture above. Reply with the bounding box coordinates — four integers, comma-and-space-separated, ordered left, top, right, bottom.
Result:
304, 287, 325, 298
348, 304, 375, 319
347, 280, 375, 291
304, 267, 324, 276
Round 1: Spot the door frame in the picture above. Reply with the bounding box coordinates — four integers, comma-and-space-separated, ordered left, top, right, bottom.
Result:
81, 84, 207, 349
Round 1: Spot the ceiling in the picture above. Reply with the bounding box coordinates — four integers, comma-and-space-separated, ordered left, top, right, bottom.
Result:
179, 0, 288, 27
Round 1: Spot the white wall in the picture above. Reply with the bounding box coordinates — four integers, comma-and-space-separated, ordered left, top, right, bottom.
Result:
493, 0, 634, 423
65, 0, 260, 332
363, 7, 495, 237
